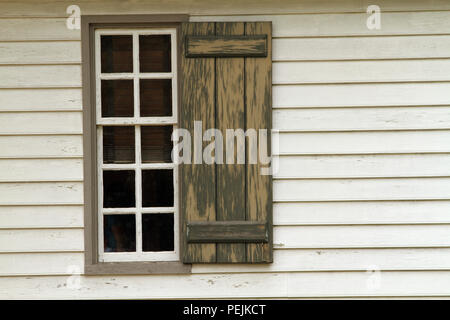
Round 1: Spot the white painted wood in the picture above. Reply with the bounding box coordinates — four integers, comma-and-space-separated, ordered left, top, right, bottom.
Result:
3, 11, 450, 41
0, 229, 84, 252
273, 201, 450, 225
1, 271, 450, 298
193, 12, 450, 37
0, 206, 83, 228
3, 248, 450, 276
273, 107, 450, 132
275, 154, 450, 179
0, 182, 83, 205
273, 83, 450, 108
192, 248, 450, 273
0, 159, 83, 182
274, 60, 450, 84
0, 88, 81, 111
273, 225, 450, 249
95, 28, 179, 262
274, 178, 450, 202
0, 41, 81, 64
4, 0, 450, 17
275, 130, 450, 155
3, 0, 450, 17
272, 36, 450, 61
97, 117, 176, 126
0, 135, 82, 158
0, 252, 84, 276
0, 65, 81, 88
0, 112, 82, 135
0, 18, 79, 41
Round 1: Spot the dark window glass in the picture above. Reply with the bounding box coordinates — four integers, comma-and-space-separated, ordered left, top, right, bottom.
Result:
142, 170, 173, 207
140, 79, 172, 117
103, 126, 135, 164
142, 214, 174, 251
101, 80, 134, 117
103, 170, 135, 208
104, 214, 136, 252
141, 126, 173, 163
139, 35, 171, 73
101, 35, 133, 73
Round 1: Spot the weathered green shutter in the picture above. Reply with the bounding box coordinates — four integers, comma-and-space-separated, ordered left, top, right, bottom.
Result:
180, 22, 272, 263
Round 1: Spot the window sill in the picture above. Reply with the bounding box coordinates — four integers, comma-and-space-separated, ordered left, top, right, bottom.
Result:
85, 261, 191, 275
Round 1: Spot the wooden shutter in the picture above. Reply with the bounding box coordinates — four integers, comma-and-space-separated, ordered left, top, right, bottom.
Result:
180, 22, 272, 263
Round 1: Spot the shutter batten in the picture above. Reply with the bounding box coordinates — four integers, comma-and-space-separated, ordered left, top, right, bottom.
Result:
185, 35, 268, 57
180, 22, 273, 264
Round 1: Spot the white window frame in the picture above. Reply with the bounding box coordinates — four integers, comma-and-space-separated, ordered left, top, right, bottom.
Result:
95, 28, 179, 262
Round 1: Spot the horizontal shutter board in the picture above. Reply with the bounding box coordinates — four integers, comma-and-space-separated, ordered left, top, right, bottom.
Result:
215, 22, 247, 263
180, 22, 217, 263
246, 22, 273, 263
187, 221, 268, 243
186, 35, 268, 57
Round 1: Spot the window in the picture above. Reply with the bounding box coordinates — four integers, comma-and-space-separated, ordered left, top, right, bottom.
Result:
82, 16, 273, 274
96, 29, 178, 262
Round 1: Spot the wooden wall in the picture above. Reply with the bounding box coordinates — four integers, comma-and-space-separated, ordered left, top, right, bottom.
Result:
0, 0, 450, 298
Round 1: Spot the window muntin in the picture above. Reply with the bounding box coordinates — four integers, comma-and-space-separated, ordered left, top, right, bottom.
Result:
95, 29, 178, 262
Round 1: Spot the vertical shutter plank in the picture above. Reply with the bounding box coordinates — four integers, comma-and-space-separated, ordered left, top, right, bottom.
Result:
215, 22, 247, 263
180, 22, 217, 263
246, 22, 273, 263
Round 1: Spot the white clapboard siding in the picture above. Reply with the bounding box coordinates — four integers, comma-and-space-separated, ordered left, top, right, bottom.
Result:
273, 201, 450, 225
273, 225, 450, 249
0, 229, 84, 252
0, 253, 84, 276
192, 248, 450, 273
0, 206, 83, 228
0, 18, 79, 41
273, 178, 450, 202
273, 60, 450, 84
0, 65, 81, 88
1, 271, 450, 298
0, 182, 83, 205
275, 130, 450, 154
4, 11, 450, 41
3, 0, 450, 17
0, 112, 82, 135
0, 41, 81, 65
3, 248, 450, 276
272, 36, 450, 61
0, 135, 82, 158
193, 12, 450, 37
273, 83, 450, 107
274, 154, 450, 179
0, 88, 82, 111
4, 0, 450, 17
0, 159, 83, 182
273, 107, 450, 131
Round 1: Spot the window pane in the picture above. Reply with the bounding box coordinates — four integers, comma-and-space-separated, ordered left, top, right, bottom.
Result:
101, 35, 133, 73
139, 35, 171, 73
142, 170, 173, 207
103, 170, 135, 208
140, 79, 172, 117
104, 214, 136, 252
141, 126, 173, 163
142, 213, 174, 252
101, 80, 134, 117
103, 126, 135, 164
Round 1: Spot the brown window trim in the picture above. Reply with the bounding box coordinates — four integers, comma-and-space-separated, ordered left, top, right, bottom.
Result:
81, 14, 191, 275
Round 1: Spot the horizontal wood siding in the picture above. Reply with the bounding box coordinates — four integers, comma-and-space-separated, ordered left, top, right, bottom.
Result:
0, 0, 449, 298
